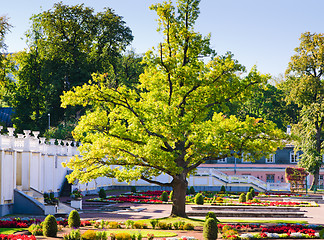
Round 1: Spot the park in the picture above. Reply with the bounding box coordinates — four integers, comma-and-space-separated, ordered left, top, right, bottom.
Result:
0, 0, 324, 239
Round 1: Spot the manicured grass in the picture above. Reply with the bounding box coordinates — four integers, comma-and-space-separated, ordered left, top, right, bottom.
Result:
105, 229, 177, 238
219, 219, 308, 224
0, 228, 27, 234
136, 216, 205, 227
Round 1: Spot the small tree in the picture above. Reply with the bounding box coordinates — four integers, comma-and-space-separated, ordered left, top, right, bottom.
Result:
239, 193, 246, 203
203, 218, 218, 240
68, 210, 81, 228
98, 188, 106, 199
195, 193, 204, 205
42, 215, 57, 237
246, 192, 253, 201
160, 191, 169, 202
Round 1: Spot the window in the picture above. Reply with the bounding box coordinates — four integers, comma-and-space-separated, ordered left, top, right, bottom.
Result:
290, 151, 299, 163
266, 154, 275, 163
218, 158, 227, 163
266, 174, 275, 183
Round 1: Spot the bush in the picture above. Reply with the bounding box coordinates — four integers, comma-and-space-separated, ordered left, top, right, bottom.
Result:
186, 188, 190, 195
239, 193, 246, 203
115, 232, 131, 240
319, 228, 324, 239
183, 223, 194, 230
63, 229, 81, 240
96, 231, 108, 240
98, 188, 106, 199
250, 188, 256, 198
68, 210, 81, 228
81, 230, 97, 240
203, 218, 218, 240
150, 219, 159, 229
125, 220, 134, 229
189, 186, 195, 194
108, 221, 120, 229
194, 193, 204, 205
248, 186, 254, 192
220, 185, 226, 193
160, 191, 169, 202
42, 214, 57, 237
246, 191, 253, 201
169, 190, 173, 200
158, 221, 170, 230
205, 211, 219, 222
133, 221, 143, 229
28, 224, 43, 236
130, 186, 136, 193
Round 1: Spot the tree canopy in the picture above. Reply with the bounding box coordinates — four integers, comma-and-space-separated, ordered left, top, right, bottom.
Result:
9, 3, 136, 134
62, 0, 285, 217
283, 32, 324, 189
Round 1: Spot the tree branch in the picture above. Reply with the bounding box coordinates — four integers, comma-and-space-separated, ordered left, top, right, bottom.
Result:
140, 175, 172, 187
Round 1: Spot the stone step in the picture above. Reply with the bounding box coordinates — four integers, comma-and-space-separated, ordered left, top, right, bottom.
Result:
191, 205, 302, 212
187, 210, 306, 218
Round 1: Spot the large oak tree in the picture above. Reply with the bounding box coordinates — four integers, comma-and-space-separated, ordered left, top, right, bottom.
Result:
62, 0, 285, 217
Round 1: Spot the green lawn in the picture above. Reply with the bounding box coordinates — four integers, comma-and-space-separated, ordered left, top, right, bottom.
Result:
105, 229, 177, 238
0, 228, 27, 234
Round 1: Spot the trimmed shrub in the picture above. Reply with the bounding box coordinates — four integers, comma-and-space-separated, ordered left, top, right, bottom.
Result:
160, 191, 169, 202
205, 211, 219, 222
183, 223, 194, 230
248, 186, 254, 192
194, 193, 204, 205
42, 214, 57, 237
186, 188, 190, 195
68, 210, 81, 228
239, 193, 246, 203
158, 221, 171, 230
189, 186, 195, 194
246, 191, 253, 201
150, 219, 159, 229
220, 185, 226, 193
96, 231, 108, 240
108, 221, 120, 229
115, 232, 131, 240
81, 230, 97, 240
133, 221, 143, 229
125, 220, 134, 229
130, 186, 136, 193
203, 218, 218, 240
28, 224, 43, 236
250, 188, 256, 198
98, 188, 106, 199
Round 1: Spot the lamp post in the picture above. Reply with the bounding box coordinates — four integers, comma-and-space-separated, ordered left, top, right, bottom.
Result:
48, 113, 50, 130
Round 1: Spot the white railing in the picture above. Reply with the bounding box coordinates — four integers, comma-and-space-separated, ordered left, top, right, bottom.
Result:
267, 182, 291, 191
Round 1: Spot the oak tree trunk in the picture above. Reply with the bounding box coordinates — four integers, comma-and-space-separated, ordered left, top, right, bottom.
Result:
310, 167, 320, 190
170, 176, 188, 217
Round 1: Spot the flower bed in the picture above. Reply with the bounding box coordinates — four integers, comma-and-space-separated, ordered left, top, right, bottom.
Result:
211, 200, 318, 207
0, 235, 36, 240
0, 218, 41, 228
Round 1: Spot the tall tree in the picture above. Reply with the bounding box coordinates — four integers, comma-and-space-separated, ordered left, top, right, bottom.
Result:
284, 32, 324, 189
10, 3, 135, 133
61, 0, 285, 217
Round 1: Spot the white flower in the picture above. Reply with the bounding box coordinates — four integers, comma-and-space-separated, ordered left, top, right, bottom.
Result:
266, 233, 279, 238
240, 233, 254, 239
290, 232, 303, 237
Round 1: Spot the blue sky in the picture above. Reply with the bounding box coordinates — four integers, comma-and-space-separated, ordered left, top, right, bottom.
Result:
2, 0, 324, 78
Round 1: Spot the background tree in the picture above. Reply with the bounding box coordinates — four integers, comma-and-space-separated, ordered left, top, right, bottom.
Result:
62, 0, 285, 217
283, 32, 324, 189
10, 3, 136, 134
226, 83, 300, 131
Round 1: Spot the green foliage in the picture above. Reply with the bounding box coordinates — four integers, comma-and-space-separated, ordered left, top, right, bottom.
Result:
62, 229, 81, 240
42, 214, 57, 237
194, 193, 204, 205
150, 219, 159, 229
98, 188, 107, 199
220, 186, 226, 193
239, 193, 246, 203
203, 218, 218, 240
160, 191, 169, 202
28, 224, 43, 236
205, 211, 219, 223
130, 186, 136, 193
81, 230, 97, 240
283, 32, 324, 188
158, 221, 172, 230
246, 192, 253, 201
169, 190, 173, 200
108, 221, 120, 229
248, 187, 254, 192
250, 188, 255, 198
183, 223, 195, 230
189, 186, 196, 195
61, 0, 285, 217
133, 221, 143, 229
96, 231, 108, 240
125, 220, 134, 229
319, 228, 324, 239
68, 210, 81, 228
115, 232, 131, 240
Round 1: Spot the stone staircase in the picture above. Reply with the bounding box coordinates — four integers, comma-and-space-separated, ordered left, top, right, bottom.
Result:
187, 205, 306, 218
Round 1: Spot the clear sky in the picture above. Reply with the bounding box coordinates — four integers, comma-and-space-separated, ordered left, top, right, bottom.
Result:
2, 0, 324, 78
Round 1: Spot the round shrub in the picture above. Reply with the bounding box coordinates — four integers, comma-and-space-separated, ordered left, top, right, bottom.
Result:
68, 210, 81, 228
203, 218, 218, 240
205, 211, 219, 222
220, 185, 226, 193
42, 214, 57, 237
189, 186, 195, 195
194, 193, 204, 205
246, 192, 253, 201
81, 230, 97, 240
183, 223, 194, 230
98, 188, 106, 199
239, 193, 246, 203
160, 191, 169, 202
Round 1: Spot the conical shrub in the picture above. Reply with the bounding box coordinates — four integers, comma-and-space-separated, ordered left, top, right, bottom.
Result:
42, 214, 57, 237
68, 210, 81, 228
203, 217, 218, 240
